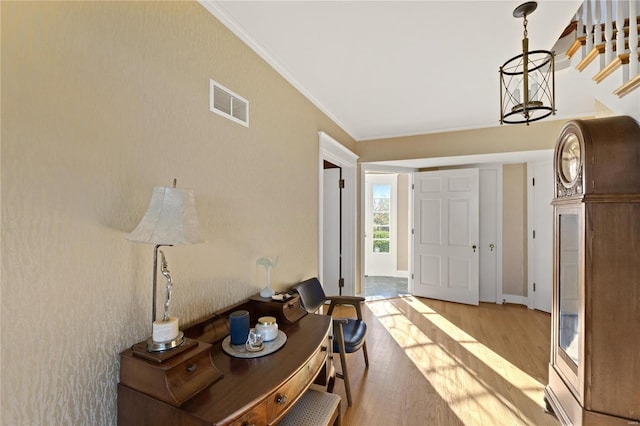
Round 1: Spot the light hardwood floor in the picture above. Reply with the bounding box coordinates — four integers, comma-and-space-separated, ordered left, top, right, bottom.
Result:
329, 296, 558, 426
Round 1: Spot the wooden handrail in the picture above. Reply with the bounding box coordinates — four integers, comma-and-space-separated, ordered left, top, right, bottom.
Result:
565, 1, 640, 96
576, 43, 606, 71
593, 53, 629, 83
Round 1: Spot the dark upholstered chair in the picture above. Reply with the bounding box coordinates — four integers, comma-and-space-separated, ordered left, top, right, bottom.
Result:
292, 277, 369, 406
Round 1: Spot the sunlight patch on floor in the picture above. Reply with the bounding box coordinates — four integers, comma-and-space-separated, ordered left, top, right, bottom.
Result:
367, 296, 549, 426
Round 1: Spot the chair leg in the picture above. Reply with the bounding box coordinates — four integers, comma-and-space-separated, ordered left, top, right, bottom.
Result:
327, 374, 336, 394
334, 401, 342, 426
335, 324, 353, 407
326, 356, 336, 393
362, 341, 370, 368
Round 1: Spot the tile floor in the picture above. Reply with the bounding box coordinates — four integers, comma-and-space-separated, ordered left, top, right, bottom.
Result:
363, 275, 409, 300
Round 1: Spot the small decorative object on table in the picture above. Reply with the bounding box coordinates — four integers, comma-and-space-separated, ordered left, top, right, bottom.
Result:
222, 330, 287, 359
245, 328, 265, 352
229, 310, 250, 345
256, 316, 278, 342
271, 293, 293, 301
256, 256, 278, 298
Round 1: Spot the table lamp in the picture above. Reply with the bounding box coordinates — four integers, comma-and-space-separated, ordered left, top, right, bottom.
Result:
127, 180, 204, 352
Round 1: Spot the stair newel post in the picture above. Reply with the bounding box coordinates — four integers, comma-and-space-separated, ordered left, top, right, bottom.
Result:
604, 0, 614, 64
629, 0, 639, 77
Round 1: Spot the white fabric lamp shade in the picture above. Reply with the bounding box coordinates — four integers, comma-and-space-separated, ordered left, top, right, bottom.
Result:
128, 186, 204, 245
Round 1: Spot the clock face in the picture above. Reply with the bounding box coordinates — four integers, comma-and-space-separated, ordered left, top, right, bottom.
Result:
560, 133, 581, 186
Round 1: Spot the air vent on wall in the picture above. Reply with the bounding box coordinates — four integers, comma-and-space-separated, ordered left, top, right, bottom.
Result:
209, 79, 249, 126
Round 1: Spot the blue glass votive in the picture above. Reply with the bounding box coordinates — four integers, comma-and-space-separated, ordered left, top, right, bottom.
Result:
229, 310, 250, 345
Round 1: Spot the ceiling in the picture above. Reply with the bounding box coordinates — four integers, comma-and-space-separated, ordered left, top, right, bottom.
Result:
202, 1, 592, 141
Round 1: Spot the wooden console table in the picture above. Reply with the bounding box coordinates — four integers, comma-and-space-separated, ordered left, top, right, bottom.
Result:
117, 297, 332, 425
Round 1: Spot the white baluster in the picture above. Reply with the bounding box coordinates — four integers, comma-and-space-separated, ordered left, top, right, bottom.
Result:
616, 1, 628, 57
605, 1, 614, 64
594, 0, 603, 51
616, 1, 629, 81
586, 0, 594, 52
576, 5, 585, 40
630, 0, 639, 76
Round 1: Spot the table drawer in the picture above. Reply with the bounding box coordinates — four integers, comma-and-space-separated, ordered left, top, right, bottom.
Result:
230, 402, 267, 426
266, 343, 328, 423
120, 341, 222, 407
165, 349, 221, 405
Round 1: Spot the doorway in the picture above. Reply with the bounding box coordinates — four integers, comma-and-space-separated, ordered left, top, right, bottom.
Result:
363, 171, 411, 299
318, 132, 358, 297
361, 163, 503, 303
365, 174, 397, 276
361, 151, 552, 308
323, 161, 342, 296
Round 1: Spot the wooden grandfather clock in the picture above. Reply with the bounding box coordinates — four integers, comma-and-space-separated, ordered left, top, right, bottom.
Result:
544, 116, 640, 425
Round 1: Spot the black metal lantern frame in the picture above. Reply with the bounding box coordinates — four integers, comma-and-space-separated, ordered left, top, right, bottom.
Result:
499, 2, 556, 125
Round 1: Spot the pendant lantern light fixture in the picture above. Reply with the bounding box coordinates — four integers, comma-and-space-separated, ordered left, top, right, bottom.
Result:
499, 1, 556, 125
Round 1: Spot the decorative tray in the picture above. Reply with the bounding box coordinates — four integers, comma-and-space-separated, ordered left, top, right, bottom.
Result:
222, 330, 287, 359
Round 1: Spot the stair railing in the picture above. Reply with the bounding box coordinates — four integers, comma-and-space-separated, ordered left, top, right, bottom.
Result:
568, 0, 640, 97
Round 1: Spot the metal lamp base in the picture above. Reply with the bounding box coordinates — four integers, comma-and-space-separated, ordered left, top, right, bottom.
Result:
146, 331, 185, 352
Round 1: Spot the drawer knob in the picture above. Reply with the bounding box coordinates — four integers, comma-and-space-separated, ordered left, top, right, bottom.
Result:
321, 346, 328, 352
287, 303, 295, 308
241, 422, 255, 426
275, 393, 288, 406
186, 363, 197, 373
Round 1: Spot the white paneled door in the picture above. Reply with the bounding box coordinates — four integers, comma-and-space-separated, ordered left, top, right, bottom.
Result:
323, 167, 341, 297
413, 169, 480, 305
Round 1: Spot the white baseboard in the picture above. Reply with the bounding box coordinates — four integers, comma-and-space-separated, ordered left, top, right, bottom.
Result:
501, 294, 527, 306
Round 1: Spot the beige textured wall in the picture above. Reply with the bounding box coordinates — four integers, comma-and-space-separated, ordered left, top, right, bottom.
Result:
1, 2, 354, 424
502, 164, 528, 297
357, 119, 567, 162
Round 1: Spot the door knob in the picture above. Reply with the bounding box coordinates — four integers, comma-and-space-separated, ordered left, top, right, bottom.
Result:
489, 243, 495, 252
472, 245, 477, 252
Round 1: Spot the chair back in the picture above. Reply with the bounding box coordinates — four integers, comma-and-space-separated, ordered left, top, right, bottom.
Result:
292, 277, 327, 313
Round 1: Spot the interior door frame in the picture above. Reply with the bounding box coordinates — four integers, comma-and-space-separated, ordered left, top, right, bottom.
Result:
360, 164, 416, 295
318, 132, 358, 296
